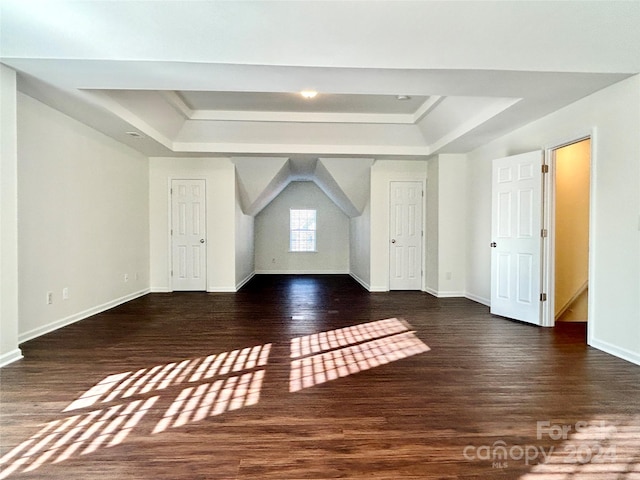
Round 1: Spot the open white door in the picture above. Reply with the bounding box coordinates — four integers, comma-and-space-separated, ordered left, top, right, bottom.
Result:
491, 151, 544, 325
389, 181, 423, 290
171, 179, 207, 291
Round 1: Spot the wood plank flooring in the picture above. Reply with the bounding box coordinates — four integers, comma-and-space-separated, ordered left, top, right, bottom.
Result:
1, 275, 639, 479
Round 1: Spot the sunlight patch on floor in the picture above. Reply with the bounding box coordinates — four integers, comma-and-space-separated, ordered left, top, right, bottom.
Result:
519, 416, 640, 479
0, 397, 158, 480
289, 318, 430, 393
63, 343, 271, 412
0, 318, 432, 478
152, 369, 266, 434
0, 343, 271, 479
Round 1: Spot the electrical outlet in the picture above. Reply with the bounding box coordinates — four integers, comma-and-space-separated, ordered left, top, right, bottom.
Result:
62, 287, 70, 300
445, 272, 452, 280
46, 292, 53, 305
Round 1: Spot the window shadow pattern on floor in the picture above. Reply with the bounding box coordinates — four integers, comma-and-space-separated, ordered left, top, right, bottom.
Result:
0, 343, 272, 479
517, 416, 640, 479
0, 318, 430, 478
289, 318, 430, 392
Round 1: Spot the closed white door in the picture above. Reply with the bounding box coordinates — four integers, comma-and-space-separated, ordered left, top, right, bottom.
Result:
389, 181, 423, 290
490, 151, 543, 325
171, 179, 207, 291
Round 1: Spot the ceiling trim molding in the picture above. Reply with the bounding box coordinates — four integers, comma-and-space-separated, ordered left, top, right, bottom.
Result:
413, 96, 444, 123
161, 91, 194, 119
159, 89, 436, 124
189, 110, 416, 124
86, 90, 175, 150
173, 142, 431, 157
428, 97, 522, 153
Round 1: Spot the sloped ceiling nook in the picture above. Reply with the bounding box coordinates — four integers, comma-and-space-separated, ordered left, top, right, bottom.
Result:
2, 0, 639, 212
232, 157, 374, 218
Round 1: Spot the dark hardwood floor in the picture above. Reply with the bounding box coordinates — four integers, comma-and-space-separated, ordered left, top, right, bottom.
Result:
1, 275, 639, 479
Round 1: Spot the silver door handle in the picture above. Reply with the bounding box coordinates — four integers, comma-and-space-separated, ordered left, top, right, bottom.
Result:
391, 239, 396, 244
200, 239, 205, 244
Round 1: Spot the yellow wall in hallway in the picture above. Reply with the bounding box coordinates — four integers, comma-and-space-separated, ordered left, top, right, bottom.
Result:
555, 139, 590, 319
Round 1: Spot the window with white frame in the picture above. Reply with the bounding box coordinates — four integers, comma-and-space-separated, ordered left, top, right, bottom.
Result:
290, 209, 317, 252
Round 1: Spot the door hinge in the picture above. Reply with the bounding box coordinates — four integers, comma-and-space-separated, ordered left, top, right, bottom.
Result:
540, 293, 547, 302
541, 164, 549, 174
541, 229, 548, 238
170, 270, 173, 277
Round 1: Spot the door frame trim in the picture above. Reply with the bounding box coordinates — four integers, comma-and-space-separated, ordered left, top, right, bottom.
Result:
168, 177, 208, 292
541, 129, 595, 334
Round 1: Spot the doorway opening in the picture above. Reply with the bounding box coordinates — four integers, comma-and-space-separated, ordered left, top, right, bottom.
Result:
548, 138, 591, 325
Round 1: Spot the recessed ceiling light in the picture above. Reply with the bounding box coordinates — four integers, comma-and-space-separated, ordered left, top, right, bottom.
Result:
126, 131, 144, 138
396, 95, 411, 101
300, 90, 318, 99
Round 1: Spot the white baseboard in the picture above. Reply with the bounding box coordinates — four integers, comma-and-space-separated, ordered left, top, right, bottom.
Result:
0, 348, 24, 368
150, 287, 171, 293
465, 292, 491, 307
349, 272, 371, 291
369, 285, 389, 292
436, 290, 465, 298
423, 287, 466, 299
18, 289, 150, 344
424, 287, 438, 297
207, 287, 237, 293
254, 269, 349, 275
426, 288, 490, 306
236, 271, 255, 291
589, 337, 640, 367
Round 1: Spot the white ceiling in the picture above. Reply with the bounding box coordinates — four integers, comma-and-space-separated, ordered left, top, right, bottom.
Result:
4, 0, 638, 215
2, 0, 639, 160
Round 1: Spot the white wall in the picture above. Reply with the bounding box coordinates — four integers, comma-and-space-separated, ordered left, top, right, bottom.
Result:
0, 65, 22, 366
17, 93, 150, 342
254, 181, 349, 273
466, 74, 640, 365
437, 154, 467, 296
349, 200, 371, 289
425, 158, 439, 294
149, 157, 237, 292
370, 160, 428, 291
425, 154, 467, 298
465, 153, 492, 306
235, 177, 255, 289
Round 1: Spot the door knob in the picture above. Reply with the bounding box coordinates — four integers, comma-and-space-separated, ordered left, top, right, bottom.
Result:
200, 239, 205, 244
391, 239, 396, 244
490, 242, 497, 248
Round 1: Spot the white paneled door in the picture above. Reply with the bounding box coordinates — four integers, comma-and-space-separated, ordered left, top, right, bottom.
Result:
389, 181, 423, 290
490, 151, 543, 325
171, 179, 207, 291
